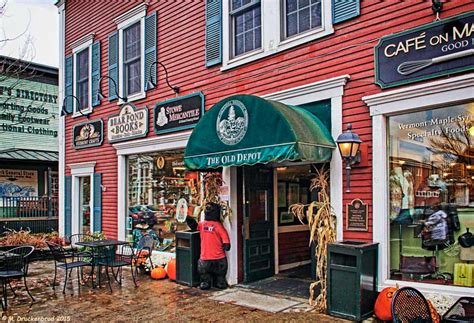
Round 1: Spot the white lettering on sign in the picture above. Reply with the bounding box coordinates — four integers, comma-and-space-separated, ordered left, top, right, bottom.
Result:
398, 114, 473, 141
207, 152, 262, 166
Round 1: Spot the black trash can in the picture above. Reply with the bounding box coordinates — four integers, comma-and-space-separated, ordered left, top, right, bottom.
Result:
175, 230, 201, 286
327, 241, 378, 321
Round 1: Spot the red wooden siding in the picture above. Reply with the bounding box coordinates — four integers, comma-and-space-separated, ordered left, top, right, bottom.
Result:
278, 231, 311, 266
63, 0, 474, 240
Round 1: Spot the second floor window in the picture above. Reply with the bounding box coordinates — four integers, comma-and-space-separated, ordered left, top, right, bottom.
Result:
231, 0, 261, 57
76, 48, 89, 110
285, 0, 322, 38
124, 22, 141, 96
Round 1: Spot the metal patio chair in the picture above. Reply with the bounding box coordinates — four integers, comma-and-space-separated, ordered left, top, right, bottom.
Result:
391, 287, 433, 323
0, 245, 35, 310
47, 242, 93, 294
97, 243, 137, 292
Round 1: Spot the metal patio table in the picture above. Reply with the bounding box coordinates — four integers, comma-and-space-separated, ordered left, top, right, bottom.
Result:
75, 239, 128, 289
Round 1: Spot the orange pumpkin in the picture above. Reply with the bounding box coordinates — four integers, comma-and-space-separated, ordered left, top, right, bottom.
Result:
374, 286, 398, 321
137, 250, 149, 258
150, 266, 167, 280
166, 258, 176, 281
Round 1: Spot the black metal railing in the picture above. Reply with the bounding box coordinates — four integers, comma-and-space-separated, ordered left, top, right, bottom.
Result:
0, 196, 58, 219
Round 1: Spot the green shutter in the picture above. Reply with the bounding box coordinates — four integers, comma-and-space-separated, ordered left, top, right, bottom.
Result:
108, 31, 119, 101
144, 12, 157, 91
64, 175, 72, 238
91, 41, 101, 107
93, 173, 102, 233
332, 0, 360, 24
64, 55, 73, 114
205, 0, 222, 67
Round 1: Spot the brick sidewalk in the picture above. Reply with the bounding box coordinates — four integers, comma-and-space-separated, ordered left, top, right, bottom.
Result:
2, 261, 349, 322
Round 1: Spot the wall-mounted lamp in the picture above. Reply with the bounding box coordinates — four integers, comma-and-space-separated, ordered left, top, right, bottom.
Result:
61, 94, 89, 118
96, 75, 128, 103
336, 123, 362, 193
432, 0, 443, 15
146, 61, 180, 94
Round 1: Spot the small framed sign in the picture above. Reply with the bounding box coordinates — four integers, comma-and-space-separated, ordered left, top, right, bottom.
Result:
107, 103, 149, 143
153, 92, 204, 135
346, 199, 368, 232
72, 119, 104, 149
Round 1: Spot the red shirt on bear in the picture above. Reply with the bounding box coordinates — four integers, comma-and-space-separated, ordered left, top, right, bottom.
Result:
197, 220, 230, 260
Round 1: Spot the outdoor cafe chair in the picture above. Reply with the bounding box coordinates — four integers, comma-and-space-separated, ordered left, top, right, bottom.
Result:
67, 233, 95, 258
97, 243, 137, 292
391, 286, 434, 323
47, 242, 93, 294
134, 235, 155, 273
0, 245, 35, 310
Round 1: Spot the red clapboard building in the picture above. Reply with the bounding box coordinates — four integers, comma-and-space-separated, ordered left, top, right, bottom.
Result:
57, 0, 474, 298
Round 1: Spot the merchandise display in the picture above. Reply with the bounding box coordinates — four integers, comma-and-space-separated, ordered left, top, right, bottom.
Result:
126, 150, 201, 254
388, 103, 474, 288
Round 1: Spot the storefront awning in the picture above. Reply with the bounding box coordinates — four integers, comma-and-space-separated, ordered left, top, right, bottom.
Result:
184, 95, 335, 170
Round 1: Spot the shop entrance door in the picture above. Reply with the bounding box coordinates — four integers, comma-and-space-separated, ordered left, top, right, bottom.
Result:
243, 166, 274, 283
78, 176, 91, 234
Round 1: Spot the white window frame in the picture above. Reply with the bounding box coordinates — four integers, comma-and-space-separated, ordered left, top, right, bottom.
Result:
71, 38, 93, 118
116, 5, 147, 103
363, 73, 474, 298
69, 162, 96, 236
222, 0, 333, 71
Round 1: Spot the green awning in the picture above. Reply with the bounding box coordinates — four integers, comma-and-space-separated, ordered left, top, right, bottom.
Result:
184, 94, 335, 170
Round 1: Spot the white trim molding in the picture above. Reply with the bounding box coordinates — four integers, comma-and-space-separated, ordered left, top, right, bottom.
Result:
114, 3, 148, 29
58, 1, 66, 237
69, 33, 95, 51
363, 73, 474, 297
265, 74, 349, 242
69, 161, 96, 175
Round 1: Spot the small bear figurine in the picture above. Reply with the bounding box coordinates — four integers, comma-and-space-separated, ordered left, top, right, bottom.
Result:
186, 202, 230, 290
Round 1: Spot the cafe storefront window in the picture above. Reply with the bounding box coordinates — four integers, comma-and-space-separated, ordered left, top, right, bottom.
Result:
388, 103, 474, 288
126, 150, 201, 254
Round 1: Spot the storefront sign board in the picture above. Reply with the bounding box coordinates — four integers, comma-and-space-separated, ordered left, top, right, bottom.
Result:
375, 12, 474, 88
72, 119, 104, 149
108, 103, 148, 143
0, 169, 38, 199
346, 199, 368, 232
153, 92, 204, 135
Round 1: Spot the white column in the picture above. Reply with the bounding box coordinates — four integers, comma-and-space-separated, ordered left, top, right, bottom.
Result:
117, 155, 127, 240
330, 96, 343, 241
223, 166, 238, 285
57, 2, 66, 237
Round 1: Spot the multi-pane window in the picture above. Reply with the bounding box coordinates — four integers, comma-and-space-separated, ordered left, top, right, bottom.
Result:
231, 0, 261, 57
123, 22, 141, 96
285, 0, 322, 38
76, 48, 89, 110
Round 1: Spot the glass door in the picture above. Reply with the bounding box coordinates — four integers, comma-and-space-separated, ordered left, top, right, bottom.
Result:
79, 176, 91, 234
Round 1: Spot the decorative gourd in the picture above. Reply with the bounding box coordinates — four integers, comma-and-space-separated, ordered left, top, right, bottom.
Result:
150, 266, 167, 280
374, 286, 398, 321
166, 258, 176, 281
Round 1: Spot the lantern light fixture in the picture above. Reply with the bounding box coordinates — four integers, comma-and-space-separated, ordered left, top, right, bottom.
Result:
336, 123, 362, 193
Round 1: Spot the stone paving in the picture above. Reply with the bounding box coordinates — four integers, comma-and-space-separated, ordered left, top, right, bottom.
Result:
0, 260, 350, 322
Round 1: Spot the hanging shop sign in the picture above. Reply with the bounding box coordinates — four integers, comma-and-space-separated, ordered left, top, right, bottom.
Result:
0, 169, 38, 199
108, 103, 149, 143
375, 12, 474, 88
72, 119, 104, 149
346, 199, 368, 232
153, 92, 204, 135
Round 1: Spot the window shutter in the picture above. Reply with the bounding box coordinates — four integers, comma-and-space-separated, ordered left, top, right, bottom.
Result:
64, 175, 72, 238
64, 55, 73, 114
91, 41, 101, 107
205, 0, 222, 67
332, 0, 360, 24
108, 31, 119, 101
93, 173, 102, 233
144, 12, 157, 91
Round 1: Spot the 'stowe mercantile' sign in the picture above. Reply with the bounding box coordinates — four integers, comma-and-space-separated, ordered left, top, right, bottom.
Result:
153, 92, 204, 135
108, 103, 148, 143
375, 11, 474, 88
72, 119, 104, 149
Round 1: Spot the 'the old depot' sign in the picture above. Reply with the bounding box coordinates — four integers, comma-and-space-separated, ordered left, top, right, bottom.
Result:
375, 12, 474, 88
107, 103, 148, 143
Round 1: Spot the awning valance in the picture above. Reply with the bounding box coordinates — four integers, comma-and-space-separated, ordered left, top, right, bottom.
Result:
184, 94, 335, 170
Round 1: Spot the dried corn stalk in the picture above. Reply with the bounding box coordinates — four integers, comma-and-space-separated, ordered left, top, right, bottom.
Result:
199, 172, 232, 221
289, 168, 336, 312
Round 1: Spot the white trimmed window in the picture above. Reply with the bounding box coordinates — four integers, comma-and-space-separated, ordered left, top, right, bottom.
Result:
222, 0, 333, 70
71, 36, 93, 116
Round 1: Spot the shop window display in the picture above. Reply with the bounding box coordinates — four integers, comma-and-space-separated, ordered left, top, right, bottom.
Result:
126, 150, 201, 253
388, 103, 474, 288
